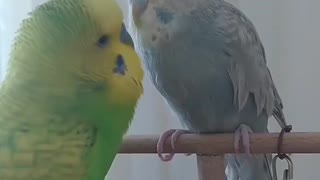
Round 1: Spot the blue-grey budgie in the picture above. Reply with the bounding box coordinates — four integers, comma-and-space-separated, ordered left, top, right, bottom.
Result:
127, 0, 287, 179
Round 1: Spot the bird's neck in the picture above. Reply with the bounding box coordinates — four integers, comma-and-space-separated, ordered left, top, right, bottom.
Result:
0, 72, 77, 122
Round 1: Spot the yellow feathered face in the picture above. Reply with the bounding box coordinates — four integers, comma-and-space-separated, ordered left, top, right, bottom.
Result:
9, 0, 143, 105
73, 0, 143, 104
77, 0, 143, 105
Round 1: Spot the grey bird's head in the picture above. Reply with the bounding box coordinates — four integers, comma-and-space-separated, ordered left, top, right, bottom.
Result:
127, 0, 222, 49
127, 0, 186, 48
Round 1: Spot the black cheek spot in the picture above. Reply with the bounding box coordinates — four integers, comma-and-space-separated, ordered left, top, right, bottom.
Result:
116, 55, 125, 67
113, 55, 127, 75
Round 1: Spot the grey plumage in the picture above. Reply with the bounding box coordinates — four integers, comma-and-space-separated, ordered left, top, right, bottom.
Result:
129, 0, 286, 179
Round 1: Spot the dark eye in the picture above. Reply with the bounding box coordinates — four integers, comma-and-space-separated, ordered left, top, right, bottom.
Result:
97, 35, 109, 48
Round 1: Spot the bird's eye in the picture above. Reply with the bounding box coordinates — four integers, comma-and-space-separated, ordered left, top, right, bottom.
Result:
97, 35, 109, 48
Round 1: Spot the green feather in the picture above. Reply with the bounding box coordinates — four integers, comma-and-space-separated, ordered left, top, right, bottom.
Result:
0, 0, 143, 179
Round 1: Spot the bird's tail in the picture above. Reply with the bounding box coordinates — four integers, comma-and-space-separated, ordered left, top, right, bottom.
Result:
225, 153, 273, 180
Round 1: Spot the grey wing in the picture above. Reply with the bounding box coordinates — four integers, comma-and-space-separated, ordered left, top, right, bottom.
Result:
268, 69, 288, 128
216, 2, 286, 127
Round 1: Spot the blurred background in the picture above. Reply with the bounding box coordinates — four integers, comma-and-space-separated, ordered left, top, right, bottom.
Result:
1, 0, 319, 179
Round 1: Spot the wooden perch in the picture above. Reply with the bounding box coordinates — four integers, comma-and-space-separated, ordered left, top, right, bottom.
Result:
119, 132, 320, 180
119, 132, 320, 154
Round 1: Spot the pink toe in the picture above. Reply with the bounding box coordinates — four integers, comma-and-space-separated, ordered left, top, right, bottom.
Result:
233, 124, 254, 154
157, 129, 177, 162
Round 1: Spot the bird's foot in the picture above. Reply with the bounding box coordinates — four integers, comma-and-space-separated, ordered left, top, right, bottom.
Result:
234, 124, 253, 157
157, 129, 193, 161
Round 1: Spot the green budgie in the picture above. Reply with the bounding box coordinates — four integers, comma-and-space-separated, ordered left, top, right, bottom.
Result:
127, 0, 287, 179
0, 0, 143, 179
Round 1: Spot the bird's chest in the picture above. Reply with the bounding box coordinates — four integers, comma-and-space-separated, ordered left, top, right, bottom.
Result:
0, 113, 96, 180
142, 50, 241, 132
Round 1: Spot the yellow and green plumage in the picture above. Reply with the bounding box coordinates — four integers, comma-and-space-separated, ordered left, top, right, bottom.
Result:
0, 0, 143, 179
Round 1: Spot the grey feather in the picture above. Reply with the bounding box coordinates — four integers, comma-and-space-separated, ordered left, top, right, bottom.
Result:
130, 0, 286, 179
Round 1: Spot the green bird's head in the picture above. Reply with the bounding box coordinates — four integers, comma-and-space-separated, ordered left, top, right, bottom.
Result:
5, 0, 143, 105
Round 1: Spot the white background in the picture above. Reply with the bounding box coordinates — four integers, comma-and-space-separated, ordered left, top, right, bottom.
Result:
1, 0, 319, 179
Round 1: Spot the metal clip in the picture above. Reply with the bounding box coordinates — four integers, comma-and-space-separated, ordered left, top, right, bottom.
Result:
272, 154, 293, 180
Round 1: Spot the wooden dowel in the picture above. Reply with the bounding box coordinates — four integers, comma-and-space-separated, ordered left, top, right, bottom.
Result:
119, 132, 320, 154
197, 155, 226, 180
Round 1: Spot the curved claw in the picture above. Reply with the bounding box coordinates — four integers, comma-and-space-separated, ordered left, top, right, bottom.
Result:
171, 130, 193, 156
234, 124, 253, 157
157, 129, 176, 161
157, 129, 193, 161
